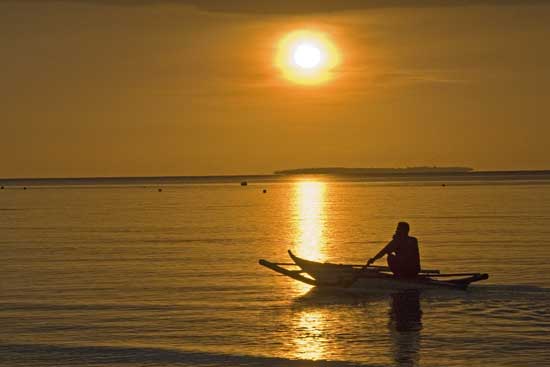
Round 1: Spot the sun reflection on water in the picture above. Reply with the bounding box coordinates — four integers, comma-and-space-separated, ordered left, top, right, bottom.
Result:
290, 181, 330, 361
293, 181, 327, 262
292, 309, 328, 361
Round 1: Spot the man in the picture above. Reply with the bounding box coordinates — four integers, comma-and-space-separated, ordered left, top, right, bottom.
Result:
366, 222, 421, 277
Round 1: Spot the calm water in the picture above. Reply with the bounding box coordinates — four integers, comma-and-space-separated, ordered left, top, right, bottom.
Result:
1, 177, 550, 366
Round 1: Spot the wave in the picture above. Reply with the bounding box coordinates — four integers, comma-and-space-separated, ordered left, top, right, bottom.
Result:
472, 284, 550, 293
292, 284, 550, 308
0, 343, 372, 367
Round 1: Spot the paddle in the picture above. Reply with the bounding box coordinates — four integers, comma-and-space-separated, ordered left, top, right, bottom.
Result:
341, 264, 384, 288
418, 272, 482, 277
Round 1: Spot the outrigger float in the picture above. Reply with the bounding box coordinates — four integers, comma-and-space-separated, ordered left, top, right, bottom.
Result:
259, 250, 489, 291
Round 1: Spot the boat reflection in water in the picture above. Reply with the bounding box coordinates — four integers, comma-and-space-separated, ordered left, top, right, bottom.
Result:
388, 290, 423, 366
291, 289, 423, 364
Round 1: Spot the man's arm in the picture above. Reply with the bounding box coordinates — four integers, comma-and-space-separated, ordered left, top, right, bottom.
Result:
366, 240, 395, 266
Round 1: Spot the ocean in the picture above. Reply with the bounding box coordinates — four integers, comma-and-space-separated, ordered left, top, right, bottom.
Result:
1, 174, 550, 366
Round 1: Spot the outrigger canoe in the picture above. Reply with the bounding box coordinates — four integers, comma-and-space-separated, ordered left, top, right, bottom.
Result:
259, 250, 489, 291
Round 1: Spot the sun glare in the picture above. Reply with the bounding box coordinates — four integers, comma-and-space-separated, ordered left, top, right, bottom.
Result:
275, 30, 341, 86
293, 43, 322, 69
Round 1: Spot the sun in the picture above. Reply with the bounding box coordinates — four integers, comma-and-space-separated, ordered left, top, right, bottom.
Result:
293, 43, 322, 69
275, 30, 341, 86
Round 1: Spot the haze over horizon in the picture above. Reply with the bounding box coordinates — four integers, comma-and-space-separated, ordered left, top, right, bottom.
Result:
2, 0, 550, 178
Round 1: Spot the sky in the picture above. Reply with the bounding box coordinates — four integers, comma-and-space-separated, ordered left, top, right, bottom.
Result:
1, 0, 550, 177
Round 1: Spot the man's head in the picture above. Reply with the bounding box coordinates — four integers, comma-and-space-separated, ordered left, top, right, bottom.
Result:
396, 222, 410, 236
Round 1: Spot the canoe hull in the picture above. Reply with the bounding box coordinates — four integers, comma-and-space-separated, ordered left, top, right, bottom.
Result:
259, 250, 489, 291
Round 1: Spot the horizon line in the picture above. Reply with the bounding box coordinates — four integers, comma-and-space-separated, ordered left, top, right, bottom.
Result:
2, 168, 550, 182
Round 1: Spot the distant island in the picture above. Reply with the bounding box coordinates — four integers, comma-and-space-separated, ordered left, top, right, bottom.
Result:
274, 167, 474, 175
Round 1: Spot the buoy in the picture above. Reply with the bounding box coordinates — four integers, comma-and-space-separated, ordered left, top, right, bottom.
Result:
0, 186, 4, 190
262, 189, 267, 194
158, 188, 162, 192
442, 184, 446, 187
23, 187, 27, 190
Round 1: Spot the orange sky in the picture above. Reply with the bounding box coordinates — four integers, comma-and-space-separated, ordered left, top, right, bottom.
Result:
1, 1, 550, 177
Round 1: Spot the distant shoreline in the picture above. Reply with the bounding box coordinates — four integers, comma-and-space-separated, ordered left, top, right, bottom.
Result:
274, 167, 474, 175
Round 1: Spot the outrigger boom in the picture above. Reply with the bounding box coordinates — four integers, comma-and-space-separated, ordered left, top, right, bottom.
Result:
263, 262, 441, 274
259, 250, 489, 291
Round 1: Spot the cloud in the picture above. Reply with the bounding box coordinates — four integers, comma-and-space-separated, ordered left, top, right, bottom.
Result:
12, 0, 550, 14
371, 70, 469, 86
180, 0, 550, 14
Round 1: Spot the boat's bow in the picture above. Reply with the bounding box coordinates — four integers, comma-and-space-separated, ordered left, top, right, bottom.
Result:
287, 250, 359, 286
258, 259, 318, 286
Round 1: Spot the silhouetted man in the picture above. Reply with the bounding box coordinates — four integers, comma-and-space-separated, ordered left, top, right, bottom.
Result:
366, 222, 421, 277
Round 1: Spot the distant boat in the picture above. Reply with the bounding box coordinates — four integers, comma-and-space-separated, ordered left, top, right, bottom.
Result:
240, 181, 248, 186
